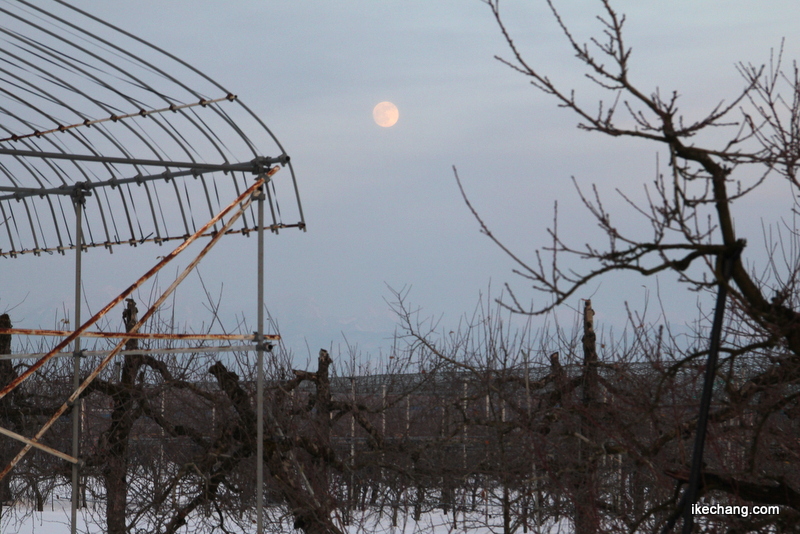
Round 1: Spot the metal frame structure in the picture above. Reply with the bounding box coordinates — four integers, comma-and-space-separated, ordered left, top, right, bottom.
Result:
0, 2, 304, 533
0, 0, 305, 261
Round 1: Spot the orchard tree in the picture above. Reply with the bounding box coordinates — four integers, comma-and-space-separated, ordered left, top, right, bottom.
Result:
450, 0, 800, 531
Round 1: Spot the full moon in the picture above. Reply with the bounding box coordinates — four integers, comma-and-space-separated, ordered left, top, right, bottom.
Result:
373, 101, 399, 127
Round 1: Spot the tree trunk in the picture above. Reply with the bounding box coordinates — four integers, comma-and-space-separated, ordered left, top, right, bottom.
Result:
0, 314, 15, 515
103, 298, 141, 534
574, 299, 600, 534
208, 349, 345, 534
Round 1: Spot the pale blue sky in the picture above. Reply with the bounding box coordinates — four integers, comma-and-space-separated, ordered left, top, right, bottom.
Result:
2, 1, 799, 364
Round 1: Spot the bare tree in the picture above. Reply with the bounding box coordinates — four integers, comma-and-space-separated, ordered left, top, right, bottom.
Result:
446, 0, 800, 530
6, 295, 456, 534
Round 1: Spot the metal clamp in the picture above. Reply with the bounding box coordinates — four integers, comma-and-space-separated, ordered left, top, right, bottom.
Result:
253, 333, 274, 353
69, 183, 92, 204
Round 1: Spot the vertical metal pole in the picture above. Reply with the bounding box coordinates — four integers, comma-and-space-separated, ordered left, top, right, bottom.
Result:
256, 180, 265, 534
350, 377, 356, 459
681, 249, 741, 534
160, 395, 165, 479
462, 381, 467, 471
658, 241, 744, 534
350, 377, 355, 510
71, 194, 84, 534
381, 384, 387, 485
405, 396, 410, 435
462, 380, 467, 528
381, 385, 386, 436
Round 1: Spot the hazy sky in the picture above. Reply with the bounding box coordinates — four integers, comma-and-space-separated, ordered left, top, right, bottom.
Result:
3, 1, 799, 365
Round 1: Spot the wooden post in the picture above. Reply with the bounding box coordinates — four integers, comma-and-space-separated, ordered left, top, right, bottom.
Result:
574, 299, 600, 534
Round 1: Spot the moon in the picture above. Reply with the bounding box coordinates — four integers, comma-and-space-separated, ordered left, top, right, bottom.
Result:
373, 101, 399, 127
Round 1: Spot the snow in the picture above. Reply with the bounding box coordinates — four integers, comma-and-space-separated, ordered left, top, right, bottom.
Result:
3, 500, 573, 533
2, 499, 93, 534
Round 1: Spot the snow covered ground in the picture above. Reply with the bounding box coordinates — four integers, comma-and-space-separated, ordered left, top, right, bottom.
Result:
3, 499, 573, 533
2, 499, 93, 534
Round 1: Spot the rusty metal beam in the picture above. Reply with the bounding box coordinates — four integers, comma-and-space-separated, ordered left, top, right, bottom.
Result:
2, 343, 268, 361
0, 328, 273, 341
0, 168, 276, 403
0, 426, 79, 464
0, 175, 266, 477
